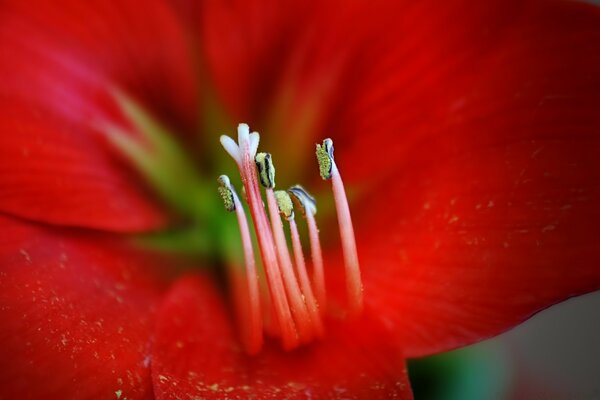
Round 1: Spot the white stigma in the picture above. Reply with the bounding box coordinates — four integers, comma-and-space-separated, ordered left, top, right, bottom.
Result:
220, 135, 241, 165
220, 124, 261, 166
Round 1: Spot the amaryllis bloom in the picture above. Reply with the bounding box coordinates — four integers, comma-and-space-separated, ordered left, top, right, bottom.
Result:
1, 0, 599, 398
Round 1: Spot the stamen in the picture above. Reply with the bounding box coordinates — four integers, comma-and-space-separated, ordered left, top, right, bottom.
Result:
288, 185, 326, 313
276, 190, 324, 337
257, 153, 314, 341
217, 175, 262, 354
221, 124, 298, 350
316, 138, 363, 314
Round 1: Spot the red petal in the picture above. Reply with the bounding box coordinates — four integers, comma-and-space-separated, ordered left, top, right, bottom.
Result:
199, 0, 312, 118
0, 0, 198, 231
191, 0, 600, 357
326, 1, 600, 356
199, 0, 359, 180
152, 275, 413, 399
0, 214, 172, 398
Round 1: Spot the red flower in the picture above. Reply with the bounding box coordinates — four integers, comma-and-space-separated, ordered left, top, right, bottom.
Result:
1, 0, 599, 398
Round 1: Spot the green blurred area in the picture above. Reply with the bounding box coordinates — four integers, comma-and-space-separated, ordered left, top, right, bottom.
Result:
408, 341, 511, 400
408, 291, 600, 400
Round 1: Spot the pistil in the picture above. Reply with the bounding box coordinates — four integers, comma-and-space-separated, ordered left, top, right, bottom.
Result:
220, 124, 298, 349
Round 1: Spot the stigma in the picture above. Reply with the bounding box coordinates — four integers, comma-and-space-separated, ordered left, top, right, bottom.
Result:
218, 123, 363, 353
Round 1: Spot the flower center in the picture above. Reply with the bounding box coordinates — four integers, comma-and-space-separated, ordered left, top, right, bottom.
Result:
219, 124, 363, 354
100, 91, 362, 354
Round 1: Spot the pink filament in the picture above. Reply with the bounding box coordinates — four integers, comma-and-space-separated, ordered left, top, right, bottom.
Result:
265, 189, 313, 341
331, 163, 363, 314
238, 143, 299, 349
305, 210, 327, 314
289, 218, 324, 337
231, 192, 262, 354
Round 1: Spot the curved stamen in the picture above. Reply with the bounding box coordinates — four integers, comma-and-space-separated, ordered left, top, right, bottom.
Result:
217, 175, 262, 353
275, 190, 324, 337
258, 153, 314, 341
221, 124, 298, 349
288, 185, 326, 313
316, 138, 363, 314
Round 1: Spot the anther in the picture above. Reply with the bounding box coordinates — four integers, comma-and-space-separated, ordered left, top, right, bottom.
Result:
316, 138, 334, 180
315, 138, 363, 314
274, 190, 294, 220
288, 185, 317, 216
217, 175, 236, 212
255, 152, 276, 189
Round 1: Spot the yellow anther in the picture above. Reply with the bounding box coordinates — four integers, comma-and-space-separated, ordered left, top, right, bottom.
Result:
217, 175, 236, 212
288, 185, 317, 216
316, 138, 334, 180
255, 152, 276, 188
274, 190, 294, 220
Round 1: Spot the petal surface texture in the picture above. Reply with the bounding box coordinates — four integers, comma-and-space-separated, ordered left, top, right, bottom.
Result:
152, 275, 413, 400
330, 1, 600, 357
0, 0, 199, 231
0, 215, 171, 399
1, 0, 600, 397
198, 0, 600, 356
